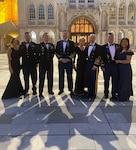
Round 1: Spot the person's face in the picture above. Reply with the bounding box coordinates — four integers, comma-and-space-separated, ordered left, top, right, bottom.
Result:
121, 39, 128, 49
79, 38, 85, 46
24, 33, 31, 42
12, 39, 19, 47
63, 31, 68, 40
108, 34, 114, 43
43, 34, 49, 42
89, 35, 95, 43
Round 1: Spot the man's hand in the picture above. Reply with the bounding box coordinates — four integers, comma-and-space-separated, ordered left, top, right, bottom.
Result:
92, 65, 97, 70
60, 58, 70, 63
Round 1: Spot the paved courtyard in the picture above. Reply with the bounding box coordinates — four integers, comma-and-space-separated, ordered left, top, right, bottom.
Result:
0, 53, 136, 150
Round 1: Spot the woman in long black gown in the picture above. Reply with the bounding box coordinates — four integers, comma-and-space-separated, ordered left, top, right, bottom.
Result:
115, 38, 134, 101
74, 37, 86, 95
2, 38, 24, 99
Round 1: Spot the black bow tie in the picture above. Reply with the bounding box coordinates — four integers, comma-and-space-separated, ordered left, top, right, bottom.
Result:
110, 43, 114, 46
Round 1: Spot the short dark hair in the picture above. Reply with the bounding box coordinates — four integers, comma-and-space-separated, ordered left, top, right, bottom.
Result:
108, 32, 114, 36
25, 32, 30, 35
43, 32, 48, 36
90, 32, 95, 35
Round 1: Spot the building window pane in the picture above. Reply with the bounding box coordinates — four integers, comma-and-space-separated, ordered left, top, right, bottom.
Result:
69, 0, 76, 3
88, 0, 94, 3
79, 0, 85, 3
71, 18, 93, 33
128, 4, 134, 20
119, 4, 125, 19
39, 5, 45, 20
48, 4, 54, 19
109, 5, 116, 19
29, 5, 35, 20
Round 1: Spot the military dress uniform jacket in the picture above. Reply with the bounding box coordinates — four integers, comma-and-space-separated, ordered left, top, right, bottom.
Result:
85, 43, 101, 67
39, 42, 55, 69
101, 43, 119, 68
55, 40, 75, 61
19, 41, 39, 68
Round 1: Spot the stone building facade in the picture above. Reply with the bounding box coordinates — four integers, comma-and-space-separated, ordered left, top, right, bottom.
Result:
18, 0, 136, 47
1, 0, 136, 53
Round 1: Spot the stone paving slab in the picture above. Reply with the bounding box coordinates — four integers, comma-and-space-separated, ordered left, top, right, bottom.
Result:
0, 53, 136, 149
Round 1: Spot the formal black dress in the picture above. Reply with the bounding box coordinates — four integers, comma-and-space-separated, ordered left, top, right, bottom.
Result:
2, 48, 24, 99
116, 51, 134, 101
74, 46, 86, 94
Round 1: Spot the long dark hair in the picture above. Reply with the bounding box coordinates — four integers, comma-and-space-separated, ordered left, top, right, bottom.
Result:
119, 38, 130, 51
10, 38, 20, 45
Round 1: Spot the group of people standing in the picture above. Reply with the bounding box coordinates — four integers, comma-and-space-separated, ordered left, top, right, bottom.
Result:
1, 30, 134, 102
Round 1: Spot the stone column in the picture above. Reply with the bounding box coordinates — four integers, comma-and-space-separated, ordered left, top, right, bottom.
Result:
0, 36, 6, 53
101, 31, 107, 44
76, 0, 78, 8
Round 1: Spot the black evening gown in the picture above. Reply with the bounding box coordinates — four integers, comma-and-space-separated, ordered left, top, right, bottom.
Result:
117, 51, 134, 101
2, 48, 24, 99
74, 46, 86, 94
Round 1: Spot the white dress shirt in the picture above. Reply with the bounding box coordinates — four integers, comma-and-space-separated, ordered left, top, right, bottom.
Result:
108, 43, 115, 60
88, 43, 95, 57
25, 42, 30, 48
63, 41, 67, 52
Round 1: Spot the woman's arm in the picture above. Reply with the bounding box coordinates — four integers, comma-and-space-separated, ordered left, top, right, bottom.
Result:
7, 47, 13, 74
116, 55, 132, 64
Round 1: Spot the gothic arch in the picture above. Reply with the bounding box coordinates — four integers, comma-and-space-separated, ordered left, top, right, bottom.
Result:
128, 2, 135, 21
68, 16, 98, 44
128, 30, 134, 45
68, 15, 98, 34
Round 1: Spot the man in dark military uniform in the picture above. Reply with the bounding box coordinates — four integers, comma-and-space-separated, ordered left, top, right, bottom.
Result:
85, 33, 101, 101
55, 30, 75, 95
101, 32, 119, 100
39, 33, 55, 97
20, 32, 39, 95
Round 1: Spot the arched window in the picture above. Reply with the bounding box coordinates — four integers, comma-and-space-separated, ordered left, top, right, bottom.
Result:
48, 4, 54, 19
128, 31, 133, 45
39, 4, 45, 20
109, 5, 116, 19
29, 5, 35, 20
31, 31, 36, 42
70, 18, 94, 44
128, 3, 135, 21
119, 3, 125, 19
118, 31, 125, 43
39, 31, 44, 42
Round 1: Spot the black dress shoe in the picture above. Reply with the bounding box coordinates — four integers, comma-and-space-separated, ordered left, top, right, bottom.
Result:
104, 94, 108, 98
70, 91, 74, 95
39, 94, 44, 98
110, 96, 118, 101
58, 91, 63, 95
48, 91, 54, 95
33, 91, 37, 95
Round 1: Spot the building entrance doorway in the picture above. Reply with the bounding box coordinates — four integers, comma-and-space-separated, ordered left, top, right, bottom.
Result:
70, 18, 94, 45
